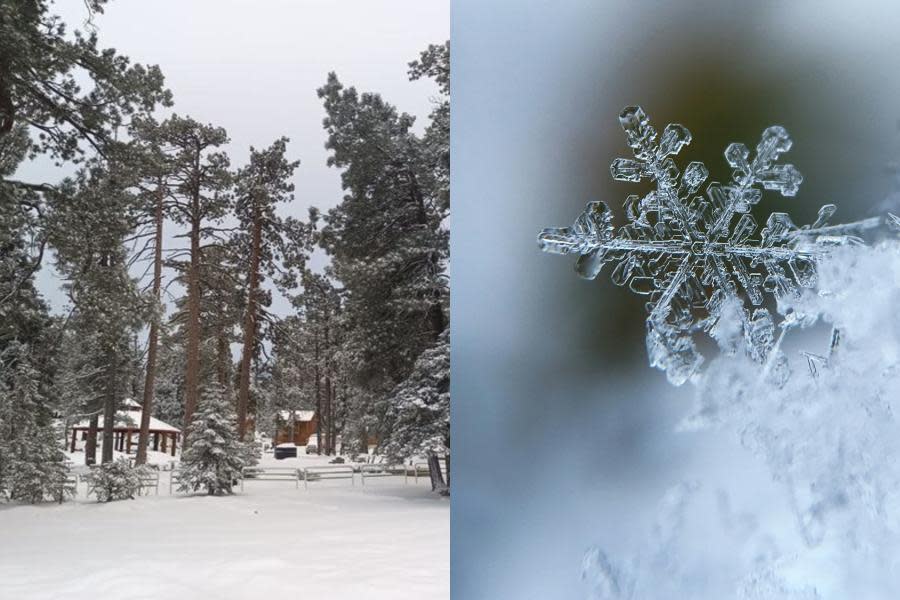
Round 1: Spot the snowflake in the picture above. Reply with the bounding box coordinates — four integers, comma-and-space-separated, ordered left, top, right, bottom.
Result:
539, 106, 893, 385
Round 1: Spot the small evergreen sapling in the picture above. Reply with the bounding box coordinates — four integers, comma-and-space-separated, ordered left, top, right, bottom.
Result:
178, 385, 254, 495
86, 457, 149, 502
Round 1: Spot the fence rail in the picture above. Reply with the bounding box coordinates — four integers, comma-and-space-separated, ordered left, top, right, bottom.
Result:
406, 458, 448, 484
302, 465, 355, 490
240, 467, 300, 491
359, 464, 402, 485
138, 471, 160, 496
169, 468, 184, 495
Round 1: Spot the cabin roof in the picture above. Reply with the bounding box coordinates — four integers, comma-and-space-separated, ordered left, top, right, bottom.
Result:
277, 410, 316, 423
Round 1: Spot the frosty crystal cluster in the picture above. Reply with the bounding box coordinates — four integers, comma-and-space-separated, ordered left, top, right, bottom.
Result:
539, 106, 889, 385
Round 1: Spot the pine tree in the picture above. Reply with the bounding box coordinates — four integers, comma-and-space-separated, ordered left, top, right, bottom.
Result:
234, 138, 299, 440
313, 43, 450, 471
300, 272, 341, 454
198, 243, 244, 392
153, 115, 231, 431
381, 329, 450, 492
48, 162, 146, 464
123, 118, 175, 464
0, 345, 70, 503
178, 384, 252, 495
0, 0, 171, 164
0, 125, 50, 356
85, 457, 149, 502
152, 324, 185, 428
1, 1, 170, 358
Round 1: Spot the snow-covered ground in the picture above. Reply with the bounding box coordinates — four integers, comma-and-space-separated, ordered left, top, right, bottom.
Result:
0, 453, 448, 600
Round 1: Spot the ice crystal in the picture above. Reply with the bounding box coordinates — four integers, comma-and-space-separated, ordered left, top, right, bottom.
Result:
539, 106, 896, 385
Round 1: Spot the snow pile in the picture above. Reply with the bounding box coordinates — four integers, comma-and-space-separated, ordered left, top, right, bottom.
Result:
584, 241, 900, 599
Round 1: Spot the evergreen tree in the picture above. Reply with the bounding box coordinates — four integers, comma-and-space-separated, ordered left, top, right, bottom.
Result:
0, 345, 70, 503
178, 384, 252, 495
123, 118, 175, 464
0, 0, 170, 365
0, 0, 171, 163
234, 138, 299, 440
153, 115, 231, 431
408, 42, 450, 213
48, 162, 146, 464
0, 125, 50, 355
85, 457, 149, 502
313, 43, 450, 471
152, 323, 185, 428
381, 329, 450, 492
300, 272, 341, 454
198, 242, 244, 392
264, 315, 316, 444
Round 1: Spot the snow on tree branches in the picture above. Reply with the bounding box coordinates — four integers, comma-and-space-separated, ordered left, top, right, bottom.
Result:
178, 385, 257, 496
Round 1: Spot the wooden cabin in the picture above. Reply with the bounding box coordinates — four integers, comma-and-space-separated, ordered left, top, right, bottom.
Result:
273, 410, 318, 446
70, 399, 181, 457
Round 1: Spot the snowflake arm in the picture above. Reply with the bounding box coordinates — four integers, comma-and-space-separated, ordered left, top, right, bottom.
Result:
539, 105, 894, 385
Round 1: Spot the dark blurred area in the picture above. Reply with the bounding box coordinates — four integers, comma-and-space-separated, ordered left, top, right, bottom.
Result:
453, 1, 900, 597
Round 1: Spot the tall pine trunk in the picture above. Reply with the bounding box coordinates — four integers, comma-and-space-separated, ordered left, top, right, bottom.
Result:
236, 202, 262, 440
216, 333, 229, 388
407, 170, 447, 339
314, 334, 322, 454
328, 379, 337, 454
183, 200, 202, 436
323, 317, 332, 454
101, 360, 116, 464
85, 414, 98, 465
428, 452, 447, 493
444, 453, 450, 487
136, 182, 164, 464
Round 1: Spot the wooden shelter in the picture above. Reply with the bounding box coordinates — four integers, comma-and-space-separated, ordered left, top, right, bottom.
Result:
273, 410, 318, 446
70, 399, 181, 457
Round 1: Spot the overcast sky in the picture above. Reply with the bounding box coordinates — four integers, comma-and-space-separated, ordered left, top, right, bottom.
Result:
22, 0, 449, 315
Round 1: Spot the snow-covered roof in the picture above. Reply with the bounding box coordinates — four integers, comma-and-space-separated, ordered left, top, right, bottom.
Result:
73, 402, 180, 433
278, 410, 315, 423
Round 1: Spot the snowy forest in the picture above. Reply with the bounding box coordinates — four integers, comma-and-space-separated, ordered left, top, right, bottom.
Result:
0, 0, 450, 502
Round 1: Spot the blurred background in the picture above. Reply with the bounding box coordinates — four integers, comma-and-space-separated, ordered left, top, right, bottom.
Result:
451, 1, 900, 596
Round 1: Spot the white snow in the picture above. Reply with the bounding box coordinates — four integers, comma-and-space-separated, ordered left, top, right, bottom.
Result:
277, 409, 316, 422
0, 453, 448, 600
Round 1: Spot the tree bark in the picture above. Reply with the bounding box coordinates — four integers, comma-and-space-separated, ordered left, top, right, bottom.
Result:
326, 380, 333, 454
136, 182, 164, 464
101, 362, 116, 464
323, 316, 333, 454
406, 169, 447, 339
427, 452, 447, 493
0, 54, 15, 138
314, 334, 322, 455
85, 414, 98, 465
444, 452, 450, 487
183, 188, 202, 435
216, 333, 229, 388
236, 201, 262, 440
